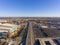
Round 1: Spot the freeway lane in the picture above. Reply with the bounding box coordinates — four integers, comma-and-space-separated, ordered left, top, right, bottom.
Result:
18, 21, 34, 45
26, 22, 35, 45
19, 21, 29, 45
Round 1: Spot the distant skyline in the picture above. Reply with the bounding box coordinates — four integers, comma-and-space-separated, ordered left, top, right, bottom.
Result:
0, 0, 60, 17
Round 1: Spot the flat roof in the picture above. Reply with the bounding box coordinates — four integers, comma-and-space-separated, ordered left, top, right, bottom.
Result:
10, 25, 18, 32
0, 23, 18, 32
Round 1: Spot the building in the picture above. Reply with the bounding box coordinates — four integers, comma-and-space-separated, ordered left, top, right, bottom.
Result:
0, 23, 20, 38
35, 37, 60, 45
0, 19, 7, 23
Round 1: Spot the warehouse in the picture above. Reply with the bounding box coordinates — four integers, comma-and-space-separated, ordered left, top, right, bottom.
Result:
0, 23, 20, 38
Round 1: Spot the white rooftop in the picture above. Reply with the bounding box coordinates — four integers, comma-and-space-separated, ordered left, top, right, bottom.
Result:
0, 19, 7, 22
0, 23, 18, 32
41, 25, 48, 28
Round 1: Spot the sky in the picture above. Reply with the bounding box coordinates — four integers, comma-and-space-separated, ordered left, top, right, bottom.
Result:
0, 0, 60, 17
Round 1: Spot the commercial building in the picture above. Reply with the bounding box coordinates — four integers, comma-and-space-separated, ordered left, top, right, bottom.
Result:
0, 23, 20, 38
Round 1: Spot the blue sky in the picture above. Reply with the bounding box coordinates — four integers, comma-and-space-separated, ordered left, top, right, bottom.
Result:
0, 0, 60, 17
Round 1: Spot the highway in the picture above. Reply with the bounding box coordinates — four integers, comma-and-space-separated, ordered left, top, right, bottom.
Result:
18, 21, 29, 45
18, 21, 35, 45
26, 22, 35, 45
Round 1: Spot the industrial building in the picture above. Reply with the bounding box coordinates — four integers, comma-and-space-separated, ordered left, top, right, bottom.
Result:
35, 37, 60, 45
0, 23, 20, 38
